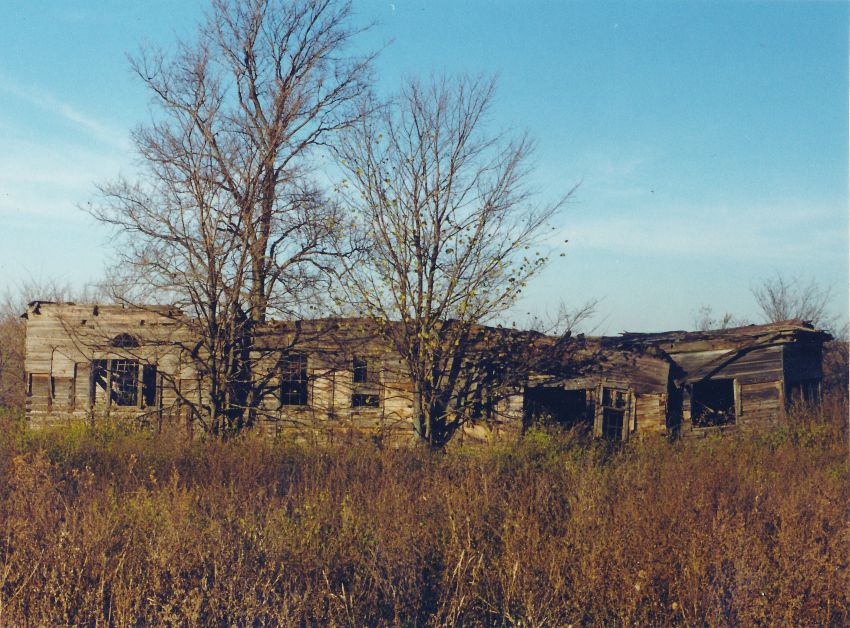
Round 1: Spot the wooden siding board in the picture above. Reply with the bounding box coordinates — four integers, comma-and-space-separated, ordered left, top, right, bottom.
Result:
635, 393, 667, 434
739, 381, 782, 425
671, 346, 783, 384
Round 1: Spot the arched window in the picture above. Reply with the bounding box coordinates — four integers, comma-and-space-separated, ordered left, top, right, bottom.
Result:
110, 333, 140, 348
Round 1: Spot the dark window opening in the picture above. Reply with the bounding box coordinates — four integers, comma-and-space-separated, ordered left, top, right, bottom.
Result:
786, 379, 821, 407
351, 356, 380, 409
524, 387, 590, 430
602, 408, 624, 441
469, 383, 495, 422
691, 379, 735, 427
90, 359, 157, 408
599, 386, 629, 442
352, 393, 380, 408
111, 359, 139, 406
110, 333, 140, 348
142, 365, 158, 408
602, 387, 628, 409
353, 356, 377, 383
280, 353, 308, 406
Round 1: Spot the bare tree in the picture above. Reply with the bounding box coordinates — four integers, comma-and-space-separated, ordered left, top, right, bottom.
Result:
751, 273, 835, 331
335, 75, 574, 447
751, 273, 846, 396
89, 0, 373, 436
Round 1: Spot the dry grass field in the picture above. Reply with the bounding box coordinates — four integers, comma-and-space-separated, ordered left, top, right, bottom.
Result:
0, 394, 846, 625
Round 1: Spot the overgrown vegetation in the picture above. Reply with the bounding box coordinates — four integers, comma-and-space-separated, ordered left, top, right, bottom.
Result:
0, 395, 846, 625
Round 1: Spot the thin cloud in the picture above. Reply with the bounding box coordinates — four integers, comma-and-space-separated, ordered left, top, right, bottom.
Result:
0, 76, 129, 150
562, 202, 845, 265
0, 132, 129, 219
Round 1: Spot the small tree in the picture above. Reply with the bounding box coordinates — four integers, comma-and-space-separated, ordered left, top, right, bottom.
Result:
751, 273, 846, 397
90, 0, 373, 436
336, 75, 573, 447
525, 298, 602, 336
751, 273, 835, 331
692, 305, 748, 332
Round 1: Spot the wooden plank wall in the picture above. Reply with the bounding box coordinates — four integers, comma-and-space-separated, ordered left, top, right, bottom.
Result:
254, 321, 540, 443
674, 345, 783, 385
675, 345, 785, 428
525, 350, 671, 438
24, 303, 185, 427
739, 381, 782, 426
591, 353, 670, 394
635, 393, 667, 435
40, 304, 817, 442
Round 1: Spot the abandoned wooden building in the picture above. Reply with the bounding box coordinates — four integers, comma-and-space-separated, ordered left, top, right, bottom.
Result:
23, 301, 830, 442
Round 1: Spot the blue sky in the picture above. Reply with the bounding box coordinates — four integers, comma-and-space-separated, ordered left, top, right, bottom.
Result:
0, 1, 847, 333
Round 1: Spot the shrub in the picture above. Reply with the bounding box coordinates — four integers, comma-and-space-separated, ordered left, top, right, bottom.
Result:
0, 405, 846, 624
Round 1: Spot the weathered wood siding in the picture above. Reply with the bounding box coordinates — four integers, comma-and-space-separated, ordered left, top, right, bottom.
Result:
673, 345, 783, 385
635, 393, 667, 435
739, 380, 783, 426
525, 348, 671, 438
26, 304, 828, 442
24, 303, 186, 428
674, 345, 788, 429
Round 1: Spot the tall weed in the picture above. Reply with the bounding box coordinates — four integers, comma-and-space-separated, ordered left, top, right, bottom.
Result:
0, 401, 846, 624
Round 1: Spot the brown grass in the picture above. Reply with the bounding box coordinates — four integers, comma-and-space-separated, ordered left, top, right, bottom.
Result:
0, 396, 847, 625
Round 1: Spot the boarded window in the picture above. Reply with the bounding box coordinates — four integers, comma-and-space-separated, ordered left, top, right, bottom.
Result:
29, 373, 51, 410
352, 393, 380, 408
52, 376, 75, 410
179, 379, 201, 403
280, 353, 308, 406
691, 379, 735, 427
